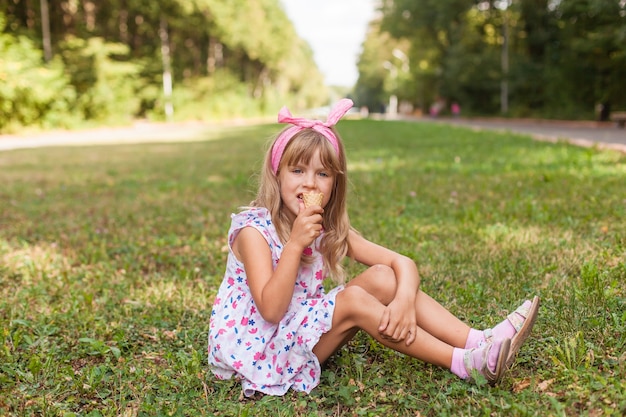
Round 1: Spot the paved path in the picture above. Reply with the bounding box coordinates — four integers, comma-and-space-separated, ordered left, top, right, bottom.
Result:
419, 117, 626, 153
1, 117, 625, 153
0, 119, 267, 152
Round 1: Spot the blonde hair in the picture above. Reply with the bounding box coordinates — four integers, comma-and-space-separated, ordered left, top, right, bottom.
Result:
250, 127, 351, 284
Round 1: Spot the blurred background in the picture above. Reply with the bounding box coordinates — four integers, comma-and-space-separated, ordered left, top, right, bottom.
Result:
1, 0, 625, 133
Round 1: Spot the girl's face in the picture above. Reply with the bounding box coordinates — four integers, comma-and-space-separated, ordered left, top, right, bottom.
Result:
278, 149, 335, 223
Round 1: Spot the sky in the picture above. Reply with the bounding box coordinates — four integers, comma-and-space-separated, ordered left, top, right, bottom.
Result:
280, 0, 377, 87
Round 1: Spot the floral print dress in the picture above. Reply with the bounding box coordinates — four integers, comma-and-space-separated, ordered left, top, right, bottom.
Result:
208, 207, 344, 396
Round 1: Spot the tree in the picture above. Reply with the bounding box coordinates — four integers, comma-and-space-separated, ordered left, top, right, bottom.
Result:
356, 0, 626, 118
0, 0, 329, 130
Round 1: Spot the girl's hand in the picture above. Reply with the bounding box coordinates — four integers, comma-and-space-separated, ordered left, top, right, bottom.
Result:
378, 297, 417, 345
289, 201, 323, 249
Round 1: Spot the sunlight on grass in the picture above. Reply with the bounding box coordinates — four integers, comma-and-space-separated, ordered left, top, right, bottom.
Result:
1, 239, 70, 283
1, 120, 625, 416
126, 275, 214, 312
479, 223, 574, 249
348, 155, 407, 173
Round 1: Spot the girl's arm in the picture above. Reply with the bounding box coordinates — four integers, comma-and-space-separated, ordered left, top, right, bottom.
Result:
348, 230, 420, 344
233, 206, 323, 324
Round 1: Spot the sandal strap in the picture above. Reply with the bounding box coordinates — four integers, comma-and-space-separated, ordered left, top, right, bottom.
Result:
463, 342, 498, 384
507, 303, 531, 333
463, 348, 475, 381
483, 328, 493, 344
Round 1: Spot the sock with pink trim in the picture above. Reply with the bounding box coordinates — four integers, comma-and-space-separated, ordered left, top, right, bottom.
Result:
464, 300, 533, 349
464, 328, 486, 349
491, 299, 532, 339
451, 348, 469, 379
451, 340, 504, 380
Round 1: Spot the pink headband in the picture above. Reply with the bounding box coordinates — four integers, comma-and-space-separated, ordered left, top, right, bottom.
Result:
271, 98, 353, 174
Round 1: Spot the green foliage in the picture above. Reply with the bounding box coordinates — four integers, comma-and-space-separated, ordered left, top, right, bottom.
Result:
0, 14, 76, 132
0, 1, 328, 132
1, 120, 625, 415
361, 0, 626, 118
59, 36, 142, 124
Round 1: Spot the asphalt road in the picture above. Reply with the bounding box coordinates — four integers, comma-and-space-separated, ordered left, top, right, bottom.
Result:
421, 117, 626, 153
1, 117, 625, 153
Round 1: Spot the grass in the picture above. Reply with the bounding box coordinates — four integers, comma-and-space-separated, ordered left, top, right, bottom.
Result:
1, 119, 625, 416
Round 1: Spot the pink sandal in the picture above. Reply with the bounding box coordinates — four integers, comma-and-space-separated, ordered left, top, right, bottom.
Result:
484, 296, 540, 368
464, 338, 511, 386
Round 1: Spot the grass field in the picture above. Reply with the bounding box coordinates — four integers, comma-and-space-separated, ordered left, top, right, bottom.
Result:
1, 120, 625, 416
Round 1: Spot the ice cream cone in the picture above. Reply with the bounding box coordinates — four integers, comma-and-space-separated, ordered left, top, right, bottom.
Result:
302, 192, 323, 208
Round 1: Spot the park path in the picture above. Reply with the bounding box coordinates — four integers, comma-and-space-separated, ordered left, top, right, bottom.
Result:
0, 119, 269, 152
422, 117, 626, 153
1, 117, 625, 153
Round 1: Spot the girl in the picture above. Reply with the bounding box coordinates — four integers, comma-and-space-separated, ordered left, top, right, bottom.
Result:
208, 98, 540, 397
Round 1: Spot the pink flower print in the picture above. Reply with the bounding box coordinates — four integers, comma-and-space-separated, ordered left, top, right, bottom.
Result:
226, 320, 236, 328
315, 270, 323, 280
309, 369, 316, 379
231, 300, 238, 309
233, 360, 243, 370
299, 281, 308, 288
276, 365, 283, 374
241, 317, 249, 326
217, 328, 226, 336
248, 328, 258, 334
254, 352, 266, 361
214, 297, 221, 305
250, 306, 257, 314
302, 247, 313, 256
227, 277, 235, 286
309, 299, 318, 306
235, 267, 244, 274
269, 342, 275, 350
301, 316, 308, 326
246, 341, 252, 347
297, 336, 304, 345
286, 333, 293, 340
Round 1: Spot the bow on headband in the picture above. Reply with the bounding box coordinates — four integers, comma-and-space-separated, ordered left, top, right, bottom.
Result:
271, 98, 354, 174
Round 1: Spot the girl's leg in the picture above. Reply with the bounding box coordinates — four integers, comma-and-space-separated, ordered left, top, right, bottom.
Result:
344, 265, 471, 348
313, 285, 453, 367
313, 285, 509, 384
342, 265, 536, 351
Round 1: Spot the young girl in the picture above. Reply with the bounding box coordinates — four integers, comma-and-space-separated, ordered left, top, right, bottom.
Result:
208, 98, 540, 397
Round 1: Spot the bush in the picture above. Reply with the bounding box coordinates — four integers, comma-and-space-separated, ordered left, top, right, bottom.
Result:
161, 70, 279, 121
0, 13, 77, 132
59, 36, 142, 125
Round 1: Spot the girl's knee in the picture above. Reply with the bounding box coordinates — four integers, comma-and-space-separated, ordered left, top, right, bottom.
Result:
368, 264, 395, 281
366, 264, 397, 302
340, 285, 373, 304
337, 286, 380, 317
335, 286, 385, 329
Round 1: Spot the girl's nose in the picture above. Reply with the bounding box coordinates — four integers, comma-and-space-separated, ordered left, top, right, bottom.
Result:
303, 172, 316, 187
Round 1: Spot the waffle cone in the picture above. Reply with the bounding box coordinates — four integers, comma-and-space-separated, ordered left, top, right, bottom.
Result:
302, 192, 323, 208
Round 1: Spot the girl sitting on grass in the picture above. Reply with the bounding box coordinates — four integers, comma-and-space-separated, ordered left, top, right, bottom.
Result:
208, 98, 540, 397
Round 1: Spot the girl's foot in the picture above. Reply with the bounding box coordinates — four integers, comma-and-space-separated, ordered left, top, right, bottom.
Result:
452, 338, 511, 386
503, 296, 540, 367
466, 296, 540, 367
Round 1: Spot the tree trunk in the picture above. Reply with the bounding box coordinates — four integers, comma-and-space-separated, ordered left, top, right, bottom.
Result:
159, 16, 174, 121
40, 0, 52, 62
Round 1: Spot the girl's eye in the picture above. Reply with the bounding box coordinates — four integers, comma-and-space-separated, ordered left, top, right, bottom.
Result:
292, 168, 303, 174
318, 171, 329, 178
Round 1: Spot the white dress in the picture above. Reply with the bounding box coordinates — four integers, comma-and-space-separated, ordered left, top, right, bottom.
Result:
208, 207, 344, 396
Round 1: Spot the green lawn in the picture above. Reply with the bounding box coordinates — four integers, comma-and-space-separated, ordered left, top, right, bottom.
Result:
1, 120, 625, 416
